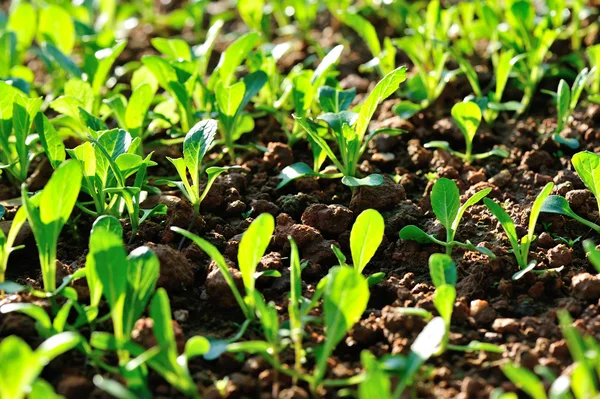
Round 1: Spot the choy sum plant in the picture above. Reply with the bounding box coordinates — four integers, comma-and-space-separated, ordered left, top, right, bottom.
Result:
21, 160, 82, 291
173, 213, 278, 321
0, 82, 43, 185
542, 68, 593, 149
215, 71, 268, 161
157, 119, 238, 242
278, 66, 407, 188
484, 182, 556, 280
400, 177, 495, 258
541, 151, 600, 234
425, 102, 509, 163
0, 332, 82, 399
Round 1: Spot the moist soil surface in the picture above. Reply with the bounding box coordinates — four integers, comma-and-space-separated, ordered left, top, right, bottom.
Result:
1, 6, 600, 399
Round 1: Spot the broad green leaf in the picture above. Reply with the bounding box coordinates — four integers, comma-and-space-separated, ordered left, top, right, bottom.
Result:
429, 253, 457, 287
502, 364, 546, 399
183, 119, 217, 183
433, 285, 455, 325
311, 45, 344, 87
337, 12, 380, 58
484, 198, 520, 259
150, 288, 176, 354
355, 67, 406, 142
35, 332, 82, 365
41, 42, 82, 78
38, 5, 75, 55
342, 174, 384, 187
0, 31, 16, 77
0, 335, 36, 399
184, 336, 211, 360
238, 213, 275, 294
141, 56, 178, 92
216, 81, 244, 117
322, 266, 369, 350
556, 79, 570, 130
572, 151, 600, 199
238, 0, 265, 31
318, 86, 356, 113
35, 113, 65, 169
350, 209, 385, 273
151, 38, 191, 61
92, 41, 127, 97
124, 246, 160, 336
359, 351, 392, 399
7, 2, 37, 51
276, 162, 316, 189
214, 32, 260, 86
431, 178, 460, 231
399, 225, 437, 244
238, 70, 268, 114
451, 101, 481, 147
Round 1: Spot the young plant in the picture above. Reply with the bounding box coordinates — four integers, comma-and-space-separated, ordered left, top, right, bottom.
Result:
425, 102, 509, 163
215, 71, 267, 161
157, 119, 237, 238
0, 82, 43, 185
278, 66, 407, 188
332, 208, 386, 285
400, 178, 495, 258
311, 265, 369, 392
0, 206, 26, 292
21, 160, 82, 291
583, 240, 600, 274
173, 213, 277, 321
0, 332, 82, 399
541, 151, 600, 233
428, 254, 457, 355
588, 44, 600, 97
484, 182, 555, 280
542, 68, 593, 148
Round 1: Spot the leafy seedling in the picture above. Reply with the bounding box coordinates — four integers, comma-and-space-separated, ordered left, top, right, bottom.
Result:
583, 240, 600, 274
278, 67, 407, 188
400, 177, 495, 258
425, 102, 509, 163
0, 206, 26, 294
21, 160, 82, 291
541, 151, 600, 234
542, 68, 594, 148
156, 119, 237, 245
484, 182, 556, 280
0, 332, 82, 399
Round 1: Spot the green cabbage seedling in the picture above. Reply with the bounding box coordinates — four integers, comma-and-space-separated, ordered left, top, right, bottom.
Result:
279, 67, 407, 188
21, 160, 82, 291
400, 178, 494, 258
542, 68, 593, 148
0, 206, 26, 293
215, 71, 268, 160
425, 102, 508, 163
484, 182, 555, 280
0, 332, 82, 399
541, 151, 600, 234
311, 266, 369, 391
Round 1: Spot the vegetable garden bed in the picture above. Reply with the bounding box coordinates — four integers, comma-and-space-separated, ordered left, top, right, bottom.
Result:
0, 1, 599, 398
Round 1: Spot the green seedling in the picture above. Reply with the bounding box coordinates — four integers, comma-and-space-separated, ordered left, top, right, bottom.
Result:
311, 265, 369, 391
332, 209, 386, 285
541, 152, 600, 234
156, 119, 237, 244
21, 160, 82, 291
428, 254, 457, 355
425, 102, 509, 163
0, 332, 82, 399
484, 182, 555, 280
583, 240, 600, 274
215, 70, 267, 161
0, 206, 26, 294
278, 67, 407, 188
542, 68, 594, 148
588, 44, 600, 96
173, 213, 278, 320
400, 177, 495, 258
0, 82, 43, 185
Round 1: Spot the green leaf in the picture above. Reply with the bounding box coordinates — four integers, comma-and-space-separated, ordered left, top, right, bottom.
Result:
431, 178, 460, 232
512, 261, 537, 280
451, 101, 481, 151
350, 209, 384, 273
38, 5, 75, 55
124, 246, 160, 336
214, 32, 260, 86
277, 162, 316, 189
92, 375, 138, 399
216, 81, 244, 118
318, 86, 356, 113
452, 187, 491, 233
183, 119, 217, 184
238, 0, 265, 31
429, 253, 457, 287
583, 240, 600, 274
35, 113, 65, 169
238, 213, 275, 296
355, 67, 406, 142
92, 41, 127, 97
342, 174, 384, 187
359, 351, 392, 399
336, 12, 381, 59
394, 101, 422, 119
399, 225, 438, 244
572, 151, 600, 200
184, 336, 211, 360
150, 288, 177, 354
433, 285, 456, 325
41, 42, 82, 78
410, 316, 446, 361
7, 2, 37, 52
502, 364, 546, 399
151, 38, 191, 61
35, 331, 82, 365
484, 198, 521, 263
